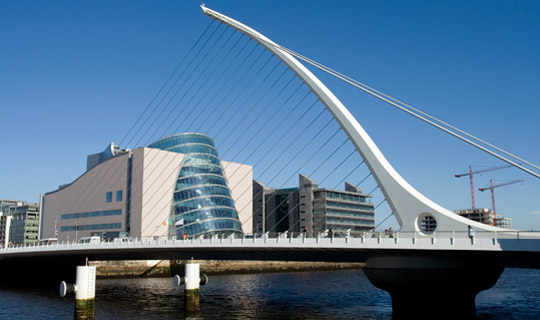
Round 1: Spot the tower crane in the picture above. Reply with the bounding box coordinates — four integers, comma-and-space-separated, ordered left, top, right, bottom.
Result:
479, 179, 523, 226
455, 164, 512, 210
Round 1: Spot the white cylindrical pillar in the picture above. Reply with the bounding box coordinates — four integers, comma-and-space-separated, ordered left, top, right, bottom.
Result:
75, 265, 96, 300
74, 265, 96, 319
184, 262, 200, 312
184, 263, 200, 291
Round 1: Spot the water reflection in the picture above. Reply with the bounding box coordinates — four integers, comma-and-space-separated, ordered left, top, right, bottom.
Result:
93, 270, 392, 320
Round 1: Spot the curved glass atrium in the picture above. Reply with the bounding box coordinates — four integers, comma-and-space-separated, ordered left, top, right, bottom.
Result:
148, 133, 243, 239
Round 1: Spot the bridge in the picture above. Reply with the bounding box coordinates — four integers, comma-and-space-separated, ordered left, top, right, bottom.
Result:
2, 230, 540, 266
2, 5, 540, 318
2, 230, 540, 316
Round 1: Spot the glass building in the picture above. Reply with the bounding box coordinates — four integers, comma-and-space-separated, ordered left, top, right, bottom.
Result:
148, 133, 243, 239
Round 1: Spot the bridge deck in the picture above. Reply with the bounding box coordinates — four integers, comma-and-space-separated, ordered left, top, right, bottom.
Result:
2, 232, 539, 269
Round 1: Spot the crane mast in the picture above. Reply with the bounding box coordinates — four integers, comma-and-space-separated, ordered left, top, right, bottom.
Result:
479, 179, 524, 226
455, 164, 512, 210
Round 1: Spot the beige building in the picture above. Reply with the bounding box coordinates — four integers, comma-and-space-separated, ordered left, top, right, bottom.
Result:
41, 134, 253, 242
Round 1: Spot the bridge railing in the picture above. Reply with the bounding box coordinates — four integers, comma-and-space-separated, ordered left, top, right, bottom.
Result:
1, 230, 539, 251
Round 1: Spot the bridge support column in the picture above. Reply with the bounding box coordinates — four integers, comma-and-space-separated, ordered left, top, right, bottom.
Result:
60, 263, 96, 320
184, 262, 200, 312
363, 255, 503, 319
173, 260, 208, 313
74, 265, 96, 319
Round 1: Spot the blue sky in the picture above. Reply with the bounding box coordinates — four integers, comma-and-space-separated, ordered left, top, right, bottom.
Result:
1, 1, 539, 230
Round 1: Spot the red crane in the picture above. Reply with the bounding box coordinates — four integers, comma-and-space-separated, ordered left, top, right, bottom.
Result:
455, 165, 512, 210
479, 179, 523, 226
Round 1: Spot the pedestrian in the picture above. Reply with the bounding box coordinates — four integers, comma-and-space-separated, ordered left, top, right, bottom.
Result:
182, 232, 188, 240
388, 227, 393, 238
468, 225, 474, 240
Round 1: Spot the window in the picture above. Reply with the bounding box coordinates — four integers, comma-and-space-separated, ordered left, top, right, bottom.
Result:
106, 192, 112, 203
116, 190, 123, 202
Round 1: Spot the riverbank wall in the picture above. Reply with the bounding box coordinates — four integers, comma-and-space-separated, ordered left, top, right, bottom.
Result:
89, 260, 364, 279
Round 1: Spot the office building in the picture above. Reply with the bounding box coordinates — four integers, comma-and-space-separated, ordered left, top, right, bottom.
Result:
253, 181, 299, 234
253, 174, 375, 237
41, 133, 252, 242
0, 200, 40, 246
9, 204, 40, 245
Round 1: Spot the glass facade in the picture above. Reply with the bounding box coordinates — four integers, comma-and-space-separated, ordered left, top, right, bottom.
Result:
148, 133, 243, 239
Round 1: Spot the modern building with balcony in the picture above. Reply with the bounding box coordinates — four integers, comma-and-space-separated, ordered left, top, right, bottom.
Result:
41, 133, 252, 242
312, 183, 375, 237
253, 174, 374, 237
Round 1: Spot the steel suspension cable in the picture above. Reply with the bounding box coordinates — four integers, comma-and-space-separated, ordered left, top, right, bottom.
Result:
275, 45, 540, 179
145, 31, 246, 145
182, 38, 255, 133
191, 48, 269, 134
220, 81, 307, 159
240, 126, 343, 226
131, 48, 277, 234
58, 22, 223, 224
125, 21, 221, 149
237, 116, 337, 226
266, 140, 354, 233
332, 160, 365, 190
118, 19, 215, 147
135, 26, 231, 148
211, 64, 290, 140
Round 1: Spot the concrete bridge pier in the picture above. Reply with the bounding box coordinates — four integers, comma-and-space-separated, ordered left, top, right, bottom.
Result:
363, 255, 504, 319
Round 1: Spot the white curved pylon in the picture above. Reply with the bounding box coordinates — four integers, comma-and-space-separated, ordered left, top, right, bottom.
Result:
202, 6, 501, 233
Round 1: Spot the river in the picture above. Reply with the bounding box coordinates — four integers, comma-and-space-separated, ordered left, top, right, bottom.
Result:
0, 268, 538, 319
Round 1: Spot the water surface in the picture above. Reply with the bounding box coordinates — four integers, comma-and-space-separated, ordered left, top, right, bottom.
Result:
0, 268, 538, 319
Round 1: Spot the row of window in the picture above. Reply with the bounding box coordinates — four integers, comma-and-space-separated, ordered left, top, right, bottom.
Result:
173, 185, 232, 202
175, 218, 242, 236
176, 174, 227, 190
314, 191, 368, 203
326, 216, 375, 225
168, 144, 218, 157
179, 164, 224, 177
148, 134, 215, 150
61, 209, 122, 220
175, 207, 238, 225
182, 154, 221, 166
174, 196, 235, 215
317, 200, 374, 210
106, 190, 123, 203
327, 225, 373, 232
60, 223, 122, 232
316, 208, 374, 218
